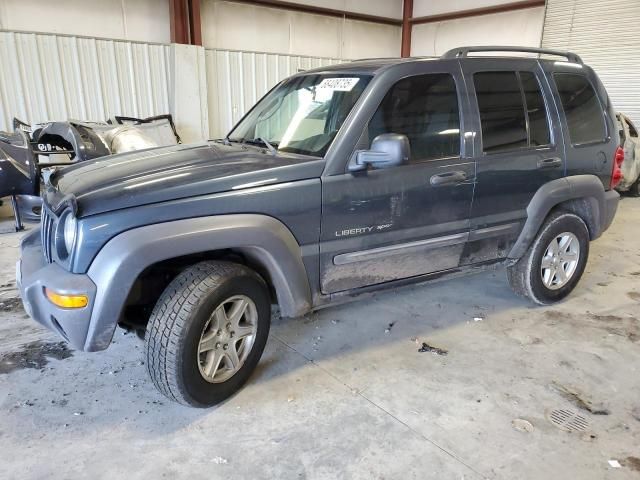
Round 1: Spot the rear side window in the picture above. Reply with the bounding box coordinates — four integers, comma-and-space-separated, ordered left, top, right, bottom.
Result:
369, 73, 460, 162
474, 71, 551, 153
474, 72, 527, 153
554, 73, 606, 145
520, 72, 551, 147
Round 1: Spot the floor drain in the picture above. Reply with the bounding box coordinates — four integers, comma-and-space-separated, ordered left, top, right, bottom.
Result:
546, 408, 590, 432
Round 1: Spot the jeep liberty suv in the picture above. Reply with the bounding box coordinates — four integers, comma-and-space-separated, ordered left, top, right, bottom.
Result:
17, 47, 621, 407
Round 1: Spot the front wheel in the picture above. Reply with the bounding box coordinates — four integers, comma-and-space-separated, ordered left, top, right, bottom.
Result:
507, 211, 589, 305
144, 261, 271, 407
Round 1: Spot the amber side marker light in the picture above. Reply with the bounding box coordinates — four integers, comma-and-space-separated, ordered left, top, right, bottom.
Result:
45, 288, 88, 309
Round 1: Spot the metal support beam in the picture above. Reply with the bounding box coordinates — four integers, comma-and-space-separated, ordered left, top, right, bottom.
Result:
169, 0, 202, 45
401, 0, 413, 57
225, 0, 402, 26
169, 0, 188, 44
188, 0, 202, 46
410, 0, 545, 25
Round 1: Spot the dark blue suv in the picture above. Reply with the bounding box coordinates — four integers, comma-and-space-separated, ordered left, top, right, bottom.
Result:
17, 47, 621, 407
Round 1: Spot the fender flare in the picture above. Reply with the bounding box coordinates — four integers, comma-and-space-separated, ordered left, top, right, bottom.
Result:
508, 175, 608, 260
83, 214, 312, 351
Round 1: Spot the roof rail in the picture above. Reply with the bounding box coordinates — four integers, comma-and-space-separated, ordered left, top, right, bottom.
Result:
441, 46, 583, 64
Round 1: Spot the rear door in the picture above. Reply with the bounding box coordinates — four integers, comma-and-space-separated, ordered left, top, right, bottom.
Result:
319, 65, 475, 294
460, 60, 564, 264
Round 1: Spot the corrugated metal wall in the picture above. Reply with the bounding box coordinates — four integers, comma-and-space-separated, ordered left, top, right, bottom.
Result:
205, 49, 343, 138
0, 31, 171, 131
542, 0, 640, 125
0, 31, 346, 139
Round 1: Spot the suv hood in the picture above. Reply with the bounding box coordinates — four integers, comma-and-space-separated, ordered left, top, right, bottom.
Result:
48, 142, 325, 217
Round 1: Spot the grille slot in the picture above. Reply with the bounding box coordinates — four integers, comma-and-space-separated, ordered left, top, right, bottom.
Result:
41, 208, 55, 263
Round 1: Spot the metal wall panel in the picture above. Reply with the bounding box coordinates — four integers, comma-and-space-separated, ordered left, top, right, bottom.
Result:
542, 0, 640, 125
0, 31, 171, 131
206, 48, 343, 138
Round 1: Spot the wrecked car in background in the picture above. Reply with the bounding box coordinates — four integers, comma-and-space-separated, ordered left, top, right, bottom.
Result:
1, 115, 181, 228
0, 128, 39, 228
616, 113, 640, 196
28, 115, 182, 163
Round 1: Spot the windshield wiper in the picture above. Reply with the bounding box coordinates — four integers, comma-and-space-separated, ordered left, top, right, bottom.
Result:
244, 137, 278, 156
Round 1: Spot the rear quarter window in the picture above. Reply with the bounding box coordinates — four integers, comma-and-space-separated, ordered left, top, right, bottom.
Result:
554, 73, 607, 146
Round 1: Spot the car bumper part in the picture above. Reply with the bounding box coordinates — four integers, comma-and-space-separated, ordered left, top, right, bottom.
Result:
602, 189, 619, 233
17, 228, 97, 351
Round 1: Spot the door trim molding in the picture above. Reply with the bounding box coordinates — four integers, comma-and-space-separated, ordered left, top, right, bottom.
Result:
333, 232, 468, 266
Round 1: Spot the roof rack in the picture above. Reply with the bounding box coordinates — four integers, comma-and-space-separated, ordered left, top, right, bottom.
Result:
441, 46, 583, 64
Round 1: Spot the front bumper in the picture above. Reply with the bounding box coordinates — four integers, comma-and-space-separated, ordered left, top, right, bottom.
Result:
602, 189, 620, 233
17, 228, 97, 350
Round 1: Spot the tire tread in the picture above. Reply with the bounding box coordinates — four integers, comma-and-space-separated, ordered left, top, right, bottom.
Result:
144, 261, 251, 406
507, 211, 589, 305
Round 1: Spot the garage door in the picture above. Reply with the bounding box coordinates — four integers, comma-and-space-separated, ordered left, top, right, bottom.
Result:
542, 0, 640, 125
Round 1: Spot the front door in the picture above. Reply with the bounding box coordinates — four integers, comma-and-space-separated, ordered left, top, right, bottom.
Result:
319, 69, 475, 294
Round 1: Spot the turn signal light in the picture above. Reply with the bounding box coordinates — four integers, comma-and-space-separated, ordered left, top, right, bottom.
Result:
45, 288, 88, 309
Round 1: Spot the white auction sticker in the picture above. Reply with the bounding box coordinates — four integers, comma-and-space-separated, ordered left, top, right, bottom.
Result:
318, 77, 360, 91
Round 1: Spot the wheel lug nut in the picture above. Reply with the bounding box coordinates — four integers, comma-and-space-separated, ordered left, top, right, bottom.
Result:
215, 342, 221, 349
223, 344, 229, 350
226, 323, 231, 330
230, 331, 235, 338
216, 329, 222, 336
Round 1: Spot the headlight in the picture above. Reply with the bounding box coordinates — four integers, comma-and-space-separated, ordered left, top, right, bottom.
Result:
56, 210, 77, 259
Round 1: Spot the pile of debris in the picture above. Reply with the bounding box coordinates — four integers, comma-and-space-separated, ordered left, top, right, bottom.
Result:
0, 115, 181, 230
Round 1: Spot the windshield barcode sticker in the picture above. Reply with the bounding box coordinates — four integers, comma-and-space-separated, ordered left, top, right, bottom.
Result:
318, 77, 360, 91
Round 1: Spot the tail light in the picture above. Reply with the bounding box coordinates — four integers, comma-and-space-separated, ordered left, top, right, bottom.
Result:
610, 146, 624, 189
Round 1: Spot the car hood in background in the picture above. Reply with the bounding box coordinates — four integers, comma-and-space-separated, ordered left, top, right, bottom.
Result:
48, 142, 325, 217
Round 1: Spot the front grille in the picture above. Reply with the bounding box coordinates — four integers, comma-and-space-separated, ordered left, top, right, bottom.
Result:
41, 208, 55, 263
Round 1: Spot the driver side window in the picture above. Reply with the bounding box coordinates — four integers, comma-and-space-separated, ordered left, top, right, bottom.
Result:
368, 73, 461, 162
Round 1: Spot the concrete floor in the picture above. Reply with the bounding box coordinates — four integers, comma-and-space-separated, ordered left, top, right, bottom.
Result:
1, 200, 639, 480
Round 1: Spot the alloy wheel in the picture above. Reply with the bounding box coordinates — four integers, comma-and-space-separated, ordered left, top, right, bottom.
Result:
540, 232, 580, 290
197, 295, 258, 383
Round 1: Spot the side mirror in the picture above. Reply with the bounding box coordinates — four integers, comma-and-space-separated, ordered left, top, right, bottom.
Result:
349, 133, 410, 172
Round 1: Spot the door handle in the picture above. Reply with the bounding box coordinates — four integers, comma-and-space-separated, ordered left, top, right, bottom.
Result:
537, 157, 562, 169
430, 170, 468, 186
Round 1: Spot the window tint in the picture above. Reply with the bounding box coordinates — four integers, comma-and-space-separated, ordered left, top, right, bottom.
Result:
474, 71, 527, 153
369, 74, 460, 161
520, 72, 551, 146
474, 71, 553, 153
554, 73, 606, 145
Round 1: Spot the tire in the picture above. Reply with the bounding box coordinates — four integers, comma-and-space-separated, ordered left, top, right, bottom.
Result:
507, 211, 589, 305
144, 261, 271, 407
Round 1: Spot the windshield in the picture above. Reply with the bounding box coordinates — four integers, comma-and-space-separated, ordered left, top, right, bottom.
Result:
228, 74, 372, 158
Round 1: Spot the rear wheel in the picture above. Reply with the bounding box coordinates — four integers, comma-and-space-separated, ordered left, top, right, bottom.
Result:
507, 211, 589, 305
144, 261, 271, 407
